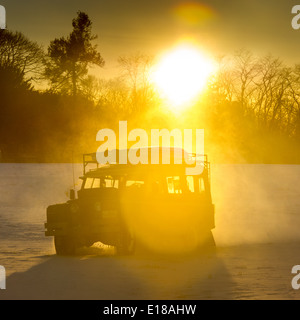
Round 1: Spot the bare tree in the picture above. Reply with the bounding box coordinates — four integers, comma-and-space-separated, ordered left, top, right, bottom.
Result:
288, 64, 300, 138
211, 49, 300, 139
0, 29, 45, 86
118, 53, 156, 114
231, 49, 260, 109
250, 55, 292, 132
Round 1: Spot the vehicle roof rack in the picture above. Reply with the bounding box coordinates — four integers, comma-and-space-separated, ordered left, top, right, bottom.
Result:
83, 153, 99, 175
83, 147, 210, 180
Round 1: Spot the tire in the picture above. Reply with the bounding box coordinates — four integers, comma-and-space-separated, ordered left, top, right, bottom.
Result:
204, 231, 216, 247
54, 236, 77, 256
116, 229, 136, 256
196, 231, 216, 253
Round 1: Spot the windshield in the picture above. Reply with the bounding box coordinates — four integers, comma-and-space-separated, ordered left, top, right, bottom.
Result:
83, 177, 119, 189
82, 174, 206, 195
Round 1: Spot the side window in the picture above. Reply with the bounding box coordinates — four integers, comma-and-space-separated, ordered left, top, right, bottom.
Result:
92, 178, 100, 188
104, 178, 119, 189
186, 176, 194, 192
198, 177, 205, 193
126, 180, 144, 188
84, 177, 93, 189
167, 176, 182, 194
186, 176, 205, 193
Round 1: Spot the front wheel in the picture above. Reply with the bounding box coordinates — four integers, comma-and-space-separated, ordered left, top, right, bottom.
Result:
54, 236, 78, 255
116, 229, 136, 255
203, 231, 216, 247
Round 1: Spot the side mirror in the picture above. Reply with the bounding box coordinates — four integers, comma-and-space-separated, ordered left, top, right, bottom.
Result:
70, 189, 75, 200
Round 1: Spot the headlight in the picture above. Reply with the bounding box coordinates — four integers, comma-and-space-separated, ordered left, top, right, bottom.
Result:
69, 203, 80, 214
94, 202, 102, 212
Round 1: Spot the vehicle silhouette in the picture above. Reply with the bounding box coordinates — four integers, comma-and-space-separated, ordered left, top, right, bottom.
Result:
45, 147, 215, 255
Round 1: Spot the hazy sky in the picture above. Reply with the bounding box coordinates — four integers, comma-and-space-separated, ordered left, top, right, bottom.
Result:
2, 0, 300, 77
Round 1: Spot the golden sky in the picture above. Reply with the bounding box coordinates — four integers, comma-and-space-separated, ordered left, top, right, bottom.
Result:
1, 0, 299, 78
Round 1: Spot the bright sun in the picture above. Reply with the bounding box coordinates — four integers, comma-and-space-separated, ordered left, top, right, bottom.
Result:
152, 44, 215, 111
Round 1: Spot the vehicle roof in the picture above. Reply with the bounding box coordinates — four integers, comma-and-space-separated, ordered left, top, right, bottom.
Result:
82, 147, 209, 178
82, 163, 206, 179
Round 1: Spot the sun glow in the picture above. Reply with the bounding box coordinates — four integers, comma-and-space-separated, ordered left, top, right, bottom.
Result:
152, 44, 215, 111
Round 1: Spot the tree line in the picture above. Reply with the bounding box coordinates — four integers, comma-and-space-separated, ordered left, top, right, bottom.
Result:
0, 11, 299, 163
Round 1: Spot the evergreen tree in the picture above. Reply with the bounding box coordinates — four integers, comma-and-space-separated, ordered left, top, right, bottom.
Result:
45, 11, 105, 96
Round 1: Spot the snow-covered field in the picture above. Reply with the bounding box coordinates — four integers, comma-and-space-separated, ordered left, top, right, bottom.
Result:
0, 163, 300, 299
